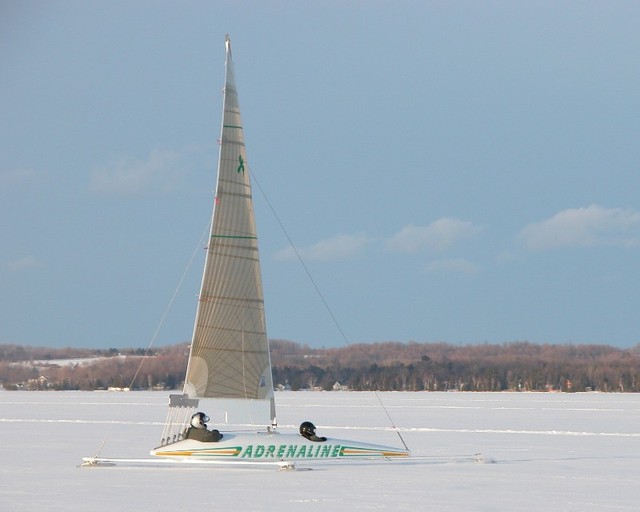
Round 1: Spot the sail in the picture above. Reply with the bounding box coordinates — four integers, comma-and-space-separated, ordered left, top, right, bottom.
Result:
182, 35, 275, 426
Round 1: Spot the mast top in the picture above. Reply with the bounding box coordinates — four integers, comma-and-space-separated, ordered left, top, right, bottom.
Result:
225, 34, 232, 58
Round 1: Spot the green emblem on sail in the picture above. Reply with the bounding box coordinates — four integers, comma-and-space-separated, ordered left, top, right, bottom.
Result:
237, 155, 245, 174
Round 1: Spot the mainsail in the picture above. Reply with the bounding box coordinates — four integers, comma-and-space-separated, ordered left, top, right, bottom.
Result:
160, 36, 275, 445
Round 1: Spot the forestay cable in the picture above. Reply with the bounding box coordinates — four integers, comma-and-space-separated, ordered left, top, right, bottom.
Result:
128, 222, 210, 390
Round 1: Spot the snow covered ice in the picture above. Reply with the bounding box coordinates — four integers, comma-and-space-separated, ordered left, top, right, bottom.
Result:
1, 390, 639, 511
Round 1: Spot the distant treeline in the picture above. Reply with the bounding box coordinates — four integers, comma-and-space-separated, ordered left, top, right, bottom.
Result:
0, 344, 188, 391
1, 340, 639, 392
271, 340, 640, 392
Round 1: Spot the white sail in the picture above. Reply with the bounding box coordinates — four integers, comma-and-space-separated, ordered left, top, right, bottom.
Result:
162, 36, 274, 441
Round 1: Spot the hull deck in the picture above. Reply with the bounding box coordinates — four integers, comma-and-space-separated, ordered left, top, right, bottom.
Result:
150, 430, 410, 462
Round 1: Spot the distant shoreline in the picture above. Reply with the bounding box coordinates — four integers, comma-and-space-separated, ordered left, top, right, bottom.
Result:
2, 340, 639, 393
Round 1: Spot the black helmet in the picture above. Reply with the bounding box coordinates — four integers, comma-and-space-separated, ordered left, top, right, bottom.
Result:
299, 421, 316, 438
190, 412, 209, 429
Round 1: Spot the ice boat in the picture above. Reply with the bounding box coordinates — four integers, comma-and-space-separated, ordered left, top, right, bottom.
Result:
148, 36, 408, 464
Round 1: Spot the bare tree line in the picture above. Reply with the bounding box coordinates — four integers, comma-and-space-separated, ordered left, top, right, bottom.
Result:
0, 344, 188, 391
272, 341, 640, 392
2, 340, 639, 392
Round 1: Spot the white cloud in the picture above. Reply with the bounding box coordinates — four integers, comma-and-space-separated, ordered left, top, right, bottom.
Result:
90, 147, 184, 195
5, 255, 42, 272
519, 205, 640, 250
386, 218, 482, 253
424, 258, 478, 274
275, 233, 369, 262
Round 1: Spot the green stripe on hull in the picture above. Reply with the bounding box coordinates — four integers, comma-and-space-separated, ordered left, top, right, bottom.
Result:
155, 446, 242, 458
157, 443, 408, 460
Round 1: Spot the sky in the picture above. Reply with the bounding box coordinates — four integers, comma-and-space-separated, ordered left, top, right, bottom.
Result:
2, 1, 640, 349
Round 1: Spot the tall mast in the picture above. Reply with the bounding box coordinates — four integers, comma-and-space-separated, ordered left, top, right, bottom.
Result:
182, 35, 275, 426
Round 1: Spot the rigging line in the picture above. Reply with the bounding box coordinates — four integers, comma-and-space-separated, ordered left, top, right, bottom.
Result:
376, 394, 411, 452
250, 171, 411, 452
127, 222, 211, 390
249, 172, 350, 347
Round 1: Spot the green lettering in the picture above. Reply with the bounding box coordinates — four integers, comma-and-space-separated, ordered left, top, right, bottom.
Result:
321, 445, 331, 457
331, 445, 341, 457
286, 445, 297, 458
254, 445, 265, 457
297, 445, 307, 458
265, 445, 276, 458
277, 445, 286, 458
241, 445, 253, 458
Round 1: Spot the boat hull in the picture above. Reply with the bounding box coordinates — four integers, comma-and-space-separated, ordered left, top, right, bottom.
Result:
150, 430, 409, 462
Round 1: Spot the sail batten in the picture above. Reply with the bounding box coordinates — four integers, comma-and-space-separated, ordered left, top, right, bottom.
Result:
182, 35, 275, 426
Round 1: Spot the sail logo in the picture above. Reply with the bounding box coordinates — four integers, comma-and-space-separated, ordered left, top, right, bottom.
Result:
237, 155, 245, 174
240, 443, 344, 459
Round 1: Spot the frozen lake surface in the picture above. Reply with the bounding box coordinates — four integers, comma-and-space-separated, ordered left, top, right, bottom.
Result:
1, 390, 639, 511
